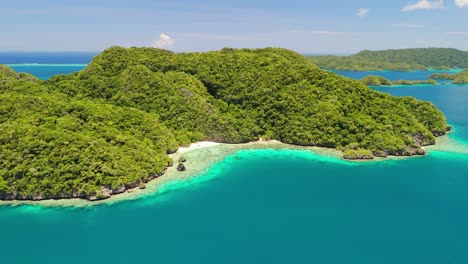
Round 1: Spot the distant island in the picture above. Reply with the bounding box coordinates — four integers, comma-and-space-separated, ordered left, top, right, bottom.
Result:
429, 69, 468, 84
361, 76, 437, 86
308, 48, 468, 71
0, 47, 449, 201
359, 70, 468, 86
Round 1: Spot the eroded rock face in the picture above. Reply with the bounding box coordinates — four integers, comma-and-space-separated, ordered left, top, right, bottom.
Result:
0, 191, 87, 201
433, 131, 445, 137
0, 166, 176, 202
415, 148, 427, 156
373, 151, 388, 158
89, 187, 111, 201
92, 169, 167, 200
88, 169, 168, 200
111, 185, 126, 195
148, 170, 165, 181
372, 147, 427, 158
343, 154, 374, 160
177, 163, 186, 171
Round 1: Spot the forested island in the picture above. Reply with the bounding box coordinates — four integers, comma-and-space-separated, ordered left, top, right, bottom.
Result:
429, 69, 468, 84
361, 76, 437, 86
0, 47, 450, 201
308, 48, 468, 71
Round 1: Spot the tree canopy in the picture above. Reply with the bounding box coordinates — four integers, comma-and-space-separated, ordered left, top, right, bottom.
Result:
0, 47, 449, 200
428, 69, 468, 84
361, 75, 437, 86
308, 48, 468, 71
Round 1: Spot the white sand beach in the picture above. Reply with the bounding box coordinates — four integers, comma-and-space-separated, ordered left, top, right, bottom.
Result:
1, 135, 464, 208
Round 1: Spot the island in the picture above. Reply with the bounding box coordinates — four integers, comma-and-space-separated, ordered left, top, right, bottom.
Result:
361, 75, 437, 86
308, 48, 468, 71
0, 47, 450, 201
429, 69, 468, 84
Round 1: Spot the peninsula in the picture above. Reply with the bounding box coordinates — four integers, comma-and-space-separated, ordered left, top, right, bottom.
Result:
308, 48, 468, 71
0, 47, 450, 201
361, 76, 438, 86
429, 69, 468, 84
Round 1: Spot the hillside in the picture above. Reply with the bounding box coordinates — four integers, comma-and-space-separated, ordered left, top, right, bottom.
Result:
0, 47, 449, 200
429, 69, 468, 84
308, 48, 468, 71
453, 70, 468, 84
0, 66, 179, 200
361, 76, 437, 86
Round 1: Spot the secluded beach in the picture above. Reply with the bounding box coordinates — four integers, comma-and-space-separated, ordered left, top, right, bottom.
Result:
0, 140, 339, 207
2, 135, 464, 208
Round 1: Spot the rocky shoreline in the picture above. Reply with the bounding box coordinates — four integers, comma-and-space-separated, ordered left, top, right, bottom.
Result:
0, 135, 457, 206
0, 170, 167, 202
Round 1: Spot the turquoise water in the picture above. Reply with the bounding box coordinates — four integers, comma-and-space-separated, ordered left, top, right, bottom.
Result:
8, 64, 87, 80
333, 69, 463, 82
373, 85, 468, 143
1, 68, 468, 263
1, 52, 92, 80
335, 70, 468, 143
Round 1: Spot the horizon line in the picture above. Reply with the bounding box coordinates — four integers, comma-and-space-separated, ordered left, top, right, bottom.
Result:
0, 46, 465, 55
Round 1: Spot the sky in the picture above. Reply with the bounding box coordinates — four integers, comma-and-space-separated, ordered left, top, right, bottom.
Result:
2, 0, 468, 53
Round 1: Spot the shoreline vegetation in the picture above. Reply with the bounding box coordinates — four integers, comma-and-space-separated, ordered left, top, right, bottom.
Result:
0, 47, 450, 202
1, 135, 463, 208
360, 75, 438, 87
360, 71, 468, 87
0, 140, 311, 207
429, 70, 468, 84
308, 48, 468, 72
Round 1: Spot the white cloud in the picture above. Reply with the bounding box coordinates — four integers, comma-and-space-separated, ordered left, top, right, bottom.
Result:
151, 34, 175, 49
455, 0, 468, 7
356, 8, 370, 18
402, 0, 444, 12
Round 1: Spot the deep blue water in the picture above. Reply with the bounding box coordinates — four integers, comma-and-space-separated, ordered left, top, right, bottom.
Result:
1, 66, 468, 263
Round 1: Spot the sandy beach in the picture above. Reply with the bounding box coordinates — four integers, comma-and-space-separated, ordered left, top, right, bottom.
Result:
0, 136, 465, 208
0, 140, 342, 207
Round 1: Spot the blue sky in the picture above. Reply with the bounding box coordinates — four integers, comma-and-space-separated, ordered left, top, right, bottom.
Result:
2, 0, 468, 53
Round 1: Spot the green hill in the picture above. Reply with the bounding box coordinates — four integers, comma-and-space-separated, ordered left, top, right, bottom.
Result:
429, 69, 468, 83
308, 48, 468, 71
0, 47, 450, 201
361, 75, 437, 86
1, 67, 178, 200
361, 76, 393, 86
453, 70, 468, 84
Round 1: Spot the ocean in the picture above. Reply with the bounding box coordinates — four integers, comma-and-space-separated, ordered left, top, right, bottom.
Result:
1, 58, 467, 263
332, 69, 464, 82
2, 52, 94, 80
